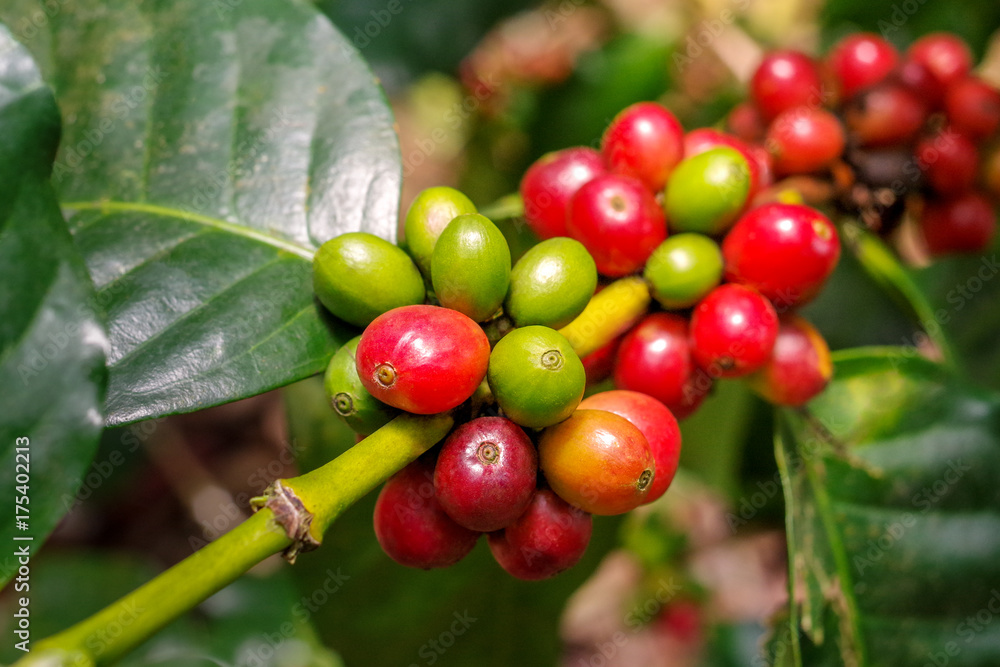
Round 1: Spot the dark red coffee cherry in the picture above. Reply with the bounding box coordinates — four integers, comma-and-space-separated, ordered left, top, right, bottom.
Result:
356, 305, 490, 414
488, 488, 592, 580
945, 77, 1000, 140
906, 33, 973, 96
750, 50, 824, 121
601, 101, 685, 192
915, 129, 978, 196
920, 192, 997, 256
766, 106, 845, 176
747, 315, 832, 406
613, 313, 711, 420
722, 203, 840, 309
843, 83, 927, 148
581, 334, 622, 387
567, 173, 667, 277
434, 417, 538, 532
521, 147, 607, 239
827, 33, 899, 100
690, 284, 778, 378
374, 459, 479, 569
726, 101, 766, 143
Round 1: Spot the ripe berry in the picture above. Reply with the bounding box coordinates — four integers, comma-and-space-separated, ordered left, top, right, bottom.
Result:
521, 147, 607, 239
643, 233, 724, 309
906, 33, 973, 95
726, 101, 765, 143
827, 33, 899, 100
664, 147, 751, 235
920, 192, 997, 256
567, 173, 666, 277
581, 335, 622, 387
945, 77, 1000, 140
690, 284, 778, 378
403, 186, 478, 279
843, 83, 927, 148
538, 409, 654, 515
722, 203, 840, 309
601, 101, 685, 191
916, 129, 978, 195
488, 488, 592, 580
614, 313, 711, 420
766, 107, 845, 176
750, 50, 824, 121
374, 459, 479, 569
747, 315, 832, 406
578, 390, 681, 503
434, 417, 537, 532
356, 305, 490, 414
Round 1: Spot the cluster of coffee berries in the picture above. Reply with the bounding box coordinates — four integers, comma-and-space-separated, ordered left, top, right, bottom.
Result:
313, 187, 681, 580
730, 32, 1000, 256
520, 101, 839, 419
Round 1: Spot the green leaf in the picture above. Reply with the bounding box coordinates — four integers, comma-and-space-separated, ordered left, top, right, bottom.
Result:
0, 0, 401, 426
0, 24, 107, 585
775, 348, 1000, 665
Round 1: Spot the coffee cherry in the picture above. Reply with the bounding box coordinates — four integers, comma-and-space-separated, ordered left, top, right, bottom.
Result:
750, 50, 824, 121
843, 83, 927, 148
906, 33, 973, 96
403, 187, 478, 279
488, 488, 592, 580
505, 237, 597, 329
920, 192, 997, 256
324, 335, 398, 435
581, 335, 622, 387
578, 390, 681, 503
356, 305, 490, 414
827, 33, 899, 100
664, 147, 751, 235
726, 101, 765, 142
374, 459, 479, 569
487, 325, 585, 428
683, 129, 771, 201
434, 417, 537, 532
746, 316, 832, 406
916, 129, 978, 195
601, 101, 685, 191
945, 77, 1000, 140
766, 107, 845, 175
690, 284, 778, 378
644, 233, 724, 309
722, 203, 840, 309
538, 409, 654, 515
431, 213, 511, 322
521, 147, 607, 240
568, 173, 666, 277
613, 313, 711, 420
313, 232, 425, 328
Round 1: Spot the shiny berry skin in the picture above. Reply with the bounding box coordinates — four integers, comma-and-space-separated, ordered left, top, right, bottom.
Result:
690, 284, 779, 378
601, 101, 685, 192
488, 488, 592, 580
843, 83, 927, 148
920, 192, 997, 256
579, 390, 681, 503
747, 315, 832, 406
643, 233, 724, 309
567, 173, 666, 277
374, 459, 479, 569
521, 147, 607, 239
945, 77, 1000, 140
750, 50, 824, 121
665, 147, 751, 236
683, 128, 770, 201
916, 129, 978, 195
434, 417, 537, 532
356, 305, 490, 414
827, 33, 899, 99
722, 203, 840, 309
906, 33, 973, 95
614, 313, 711, 420
766, 107, 845, 176
538, 409, 654, 515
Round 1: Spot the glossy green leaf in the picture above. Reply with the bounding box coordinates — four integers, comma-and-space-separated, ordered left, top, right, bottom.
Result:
0, 25, 107, 585
0, 0, 401, 426
775, 348, 1000, 665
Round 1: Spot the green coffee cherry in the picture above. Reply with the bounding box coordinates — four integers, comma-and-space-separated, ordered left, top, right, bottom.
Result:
644, 233, 724, 309
313, 232, 425, 327
431, 213, 511, 322
403, 186, 478, 279
505, 237, 597, 329
323, 336, 398, 435
664, 147, 750, 235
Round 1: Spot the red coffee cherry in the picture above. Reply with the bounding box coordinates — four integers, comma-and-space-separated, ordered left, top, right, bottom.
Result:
567, 173, 667, 277
521, 147, 607, 239
601, 101, 685, 192
356, 305, 490, 414
690, 284, 779, 378
920, 192, 997, 256
915, 129, 978, 196
487, 488, 592, 581
750, 50, 825, 121
727, 101, 766, 143
843, 83, 927, 148
722, 203, 840, 309
374, 459, 479, 569
766, 106, 845, 176
945, 77, 1000, 140
579, 390, 681, 503
613, 313, 711, 420
906, 33, 973, 95
581, 334, 622, 387
827, 33, 899, 99
434, 417, 538, 532
747, 315, 832, 406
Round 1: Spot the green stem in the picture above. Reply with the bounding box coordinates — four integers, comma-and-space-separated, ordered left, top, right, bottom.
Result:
478, 192, 524, 221
20, 413, 453, 667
